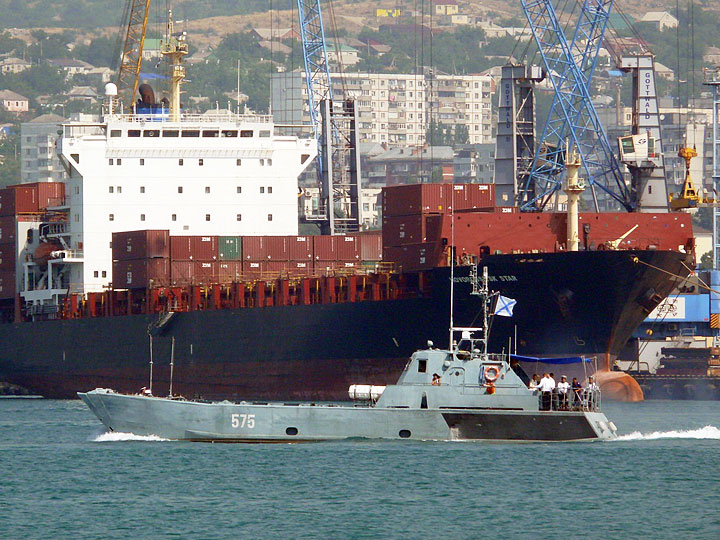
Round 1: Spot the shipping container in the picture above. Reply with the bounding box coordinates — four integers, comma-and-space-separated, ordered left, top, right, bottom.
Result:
242, 260, 266, 278
287, 260, 313, 277
33, 182, 66, 210
112, 230, 170, 261
218, 236, 242, 260
112, 259, 170, 289
382, 214, 444, 246
264, 236, 289, 261
335, 235, 360, 260
170, 260, 195, 285
0, 242, 16, 271
382, 184, 447, 217
313, 235, 336, 261
357, 233, 382, 261
0, 215, 15, 244
171, 236, 218, 260
0, 269, 14, 299
242, 236, 267, 261
287, 236, 313, 260
218, 261, 242, 282
383, 242, 444, 272
0, 188, 16, 216
447, 183, 495, 211
194, 261, 218, 284
11, 185, 38, 214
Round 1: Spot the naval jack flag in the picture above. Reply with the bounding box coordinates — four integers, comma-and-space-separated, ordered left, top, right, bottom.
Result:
494, 295, 517, 317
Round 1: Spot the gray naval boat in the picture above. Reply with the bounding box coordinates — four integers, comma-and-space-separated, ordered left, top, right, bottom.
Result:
79, 267, 617, 442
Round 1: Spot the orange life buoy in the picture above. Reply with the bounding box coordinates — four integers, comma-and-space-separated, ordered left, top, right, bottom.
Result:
484, 365, 500, 383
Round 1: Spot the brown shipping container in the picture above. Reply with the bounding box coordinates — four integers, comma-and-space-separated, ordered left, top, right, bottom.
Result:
218, 261, 242, 283
0, 243, 16, 271
358, 233, 382, 261
171, 236, 218, 260
383, 242, 444, 272
287, 260, 313, 277
335, 235, 360, 260
171, 236, 192, 260
0, 269, 14, 299
170, 260, 195, 285
287, 236, 313, 260
242, 237, 267, 260
194, 261, 218, 284
113, 230, 170, 261
112, 259, 170, 289
11, 185, 38, 213
447, 183, 495, 211
36, 182, 65, 209
0, 215, 15, 244
242, 260, 265, 278
264, 236, 289, 261
313, 235, 336, 261
0, 188, 16, 216
382, 184, 448, 217
382, 214, 425, 246
266, 261, 292, 276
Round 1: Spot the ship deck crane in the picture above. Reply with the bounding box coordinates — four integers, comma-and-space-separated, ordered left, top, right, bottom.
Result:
116, 0, 152, 108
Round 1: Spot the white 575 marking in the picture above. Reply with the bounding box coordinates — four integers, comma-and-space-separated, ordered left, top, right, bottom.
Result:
231, 413, 255, 429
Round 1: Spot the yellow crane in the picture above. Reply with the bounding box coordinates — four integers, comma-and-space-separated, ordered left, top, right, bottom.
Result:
669, 145, 715, 210
115, 0, 152, 109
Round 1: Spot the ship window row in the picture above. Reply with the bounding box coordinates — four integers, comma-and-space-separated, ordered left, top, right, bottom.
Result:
114, 213, 273, 222
113, 129, 271, 139
108, 186, 265, 196
93, 271, 107, 278
107, 158, 270, 167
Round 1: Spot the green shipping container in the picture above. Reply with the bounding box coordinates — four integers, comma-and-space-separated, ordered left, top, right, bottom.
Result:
218, 236, 242, 260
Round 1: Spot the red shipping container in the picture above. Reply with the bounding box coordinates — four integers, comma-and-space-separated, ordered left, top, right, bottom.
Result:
313, 236, 336, 261
242, 260, 266, 278
358, 233, 382, 261
266, 261, 292, 276
0, 243, 15, 271
0, 215, 15, 244
0, 269, 14, 299
446, 183, 495, 211
170, 260, 195, 285
335, 235, 360, 260
11, 185, 38, 213
112, 258, 170, 289
218, 261, 242, 283
287, 260, 313, 277
382, 215, 425, 246
264, 236, 289, 261
113, 230, 170, 261
193, 260, 218, 284
383, 242, 444, 272
171, 236, 218, 260
382, 184, 448, 217
242, 237, 267, 261
287, 236, 313, 260
0, 188, 16, 216
36, 182, 65, 209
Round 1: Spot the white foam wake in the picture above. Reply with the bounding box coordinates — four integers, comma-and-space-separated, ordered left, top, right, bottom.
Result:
93, 431, 170, 442
616, 425, 720, 441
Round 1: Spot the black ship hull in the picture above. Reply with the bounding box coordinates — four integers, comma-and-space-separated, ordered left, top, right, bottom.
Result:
0, 249, 691, 399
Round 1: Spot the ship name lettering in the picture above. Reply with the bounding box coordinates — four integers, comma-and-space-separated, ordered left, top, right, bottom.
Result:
231, 413, 256, 429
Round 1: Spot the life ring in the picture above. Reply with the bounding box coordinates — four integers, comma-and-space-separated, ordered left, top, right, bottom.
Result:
484, 365, 500, 383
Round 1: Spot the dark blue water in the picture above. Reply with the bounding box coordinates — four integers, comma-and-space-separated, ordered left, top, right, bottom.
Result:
1, 399, 719, 539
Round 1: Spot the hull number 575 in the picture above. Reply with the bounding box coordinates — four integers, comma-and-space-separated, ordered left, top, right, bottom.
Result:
231, 413, 255, 428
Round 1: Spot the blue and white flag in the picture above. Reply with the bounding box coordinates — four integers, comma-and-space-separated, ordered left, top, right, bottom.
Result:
494, 295, 517, 317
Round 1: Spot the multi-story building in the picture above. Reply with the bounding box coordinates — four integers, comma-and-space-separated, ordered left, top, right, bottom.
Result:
20, 114, 68, 184
271, 70, 495, 147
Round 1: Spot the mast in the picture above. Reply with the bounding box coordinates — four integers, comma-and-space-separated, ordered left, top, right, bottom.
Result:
161, 10, 188, 121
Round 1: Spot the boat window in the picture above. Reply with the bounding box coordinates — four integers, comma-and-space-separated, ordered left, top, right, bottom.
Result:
421, 394, 428, 409
110, 130, 122, 137
301, 154, 310, 164
418, 359, 427, 373
202, 130, 219, 138
222, 130, 238, 137
182, 130, 200, 137
286, 427, 298, 436
162, 130, 179, 137
128, 130, 141, 137
398, 430, 411, 438
144, 130, 160, 137
240, 130, 253, 138
259, 130, 271, 138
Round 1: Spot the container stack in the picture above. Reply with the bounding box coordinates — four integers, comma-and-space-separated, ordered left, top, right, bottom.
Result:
218, 236, 243, 283
112, 230, 170, 289
170, 235, 219, 286
381, 183, 495, 272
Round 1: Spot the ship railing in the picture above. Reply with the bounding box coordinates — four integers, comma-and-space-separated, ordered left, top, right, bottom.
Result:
107, 112, 274, 124
537, 388, 601, 412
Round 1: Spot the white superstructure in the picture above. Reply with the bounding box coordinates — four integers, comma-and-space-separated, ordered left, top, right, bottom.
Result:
22, 91, 316, 308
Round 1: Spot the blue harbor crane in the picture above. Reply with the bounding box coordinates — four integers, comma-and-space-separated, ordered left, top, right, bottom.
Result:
519, 0, 632, 211
297, 0, 362, 235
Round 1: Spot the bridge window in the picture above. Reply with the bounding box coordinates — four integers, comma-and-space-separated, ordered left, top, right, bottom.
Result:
144, 130, 159, 137
240, 130, 253, 138
202, 130, 219, 137
418, 359, 427, 373
182, 130, 200, 137
110, 130, 122, 137
162, 130, 179, 137
222, 130, 238, 137
128, 130, 140, 137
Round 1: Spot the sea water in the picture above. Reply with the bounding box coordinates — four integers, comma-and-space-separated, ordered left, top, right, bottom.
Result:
1, 399, 719, 539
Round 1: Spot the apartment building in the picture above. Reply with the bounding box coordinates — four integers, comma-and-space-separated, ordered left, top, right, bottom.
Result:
20, 114, 67, 184
271, 70, 495, 146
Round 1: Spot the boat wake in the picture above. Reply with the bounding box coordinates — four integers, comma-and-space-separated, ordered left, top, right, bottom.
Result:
615, 425, 720, 441
93, 431, 169, 442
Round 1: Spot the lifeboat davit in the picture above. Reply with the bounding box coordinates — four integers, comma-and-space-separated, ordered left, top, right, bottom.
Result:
33, 241, 63, 267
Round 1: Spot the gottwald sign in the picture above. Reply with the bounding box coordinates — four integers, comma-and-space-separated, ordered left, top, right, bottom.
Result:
648, 297, 686, 321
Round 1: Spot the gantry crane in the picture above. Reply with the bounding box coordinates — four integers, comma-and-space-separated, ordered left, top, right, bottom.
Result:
297, 0, 362, 235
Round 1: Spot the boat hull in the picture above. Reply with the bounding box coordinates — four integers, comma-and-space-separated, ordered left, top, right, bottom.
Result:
1, 249, 691, 400
79, 390, 615, 442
